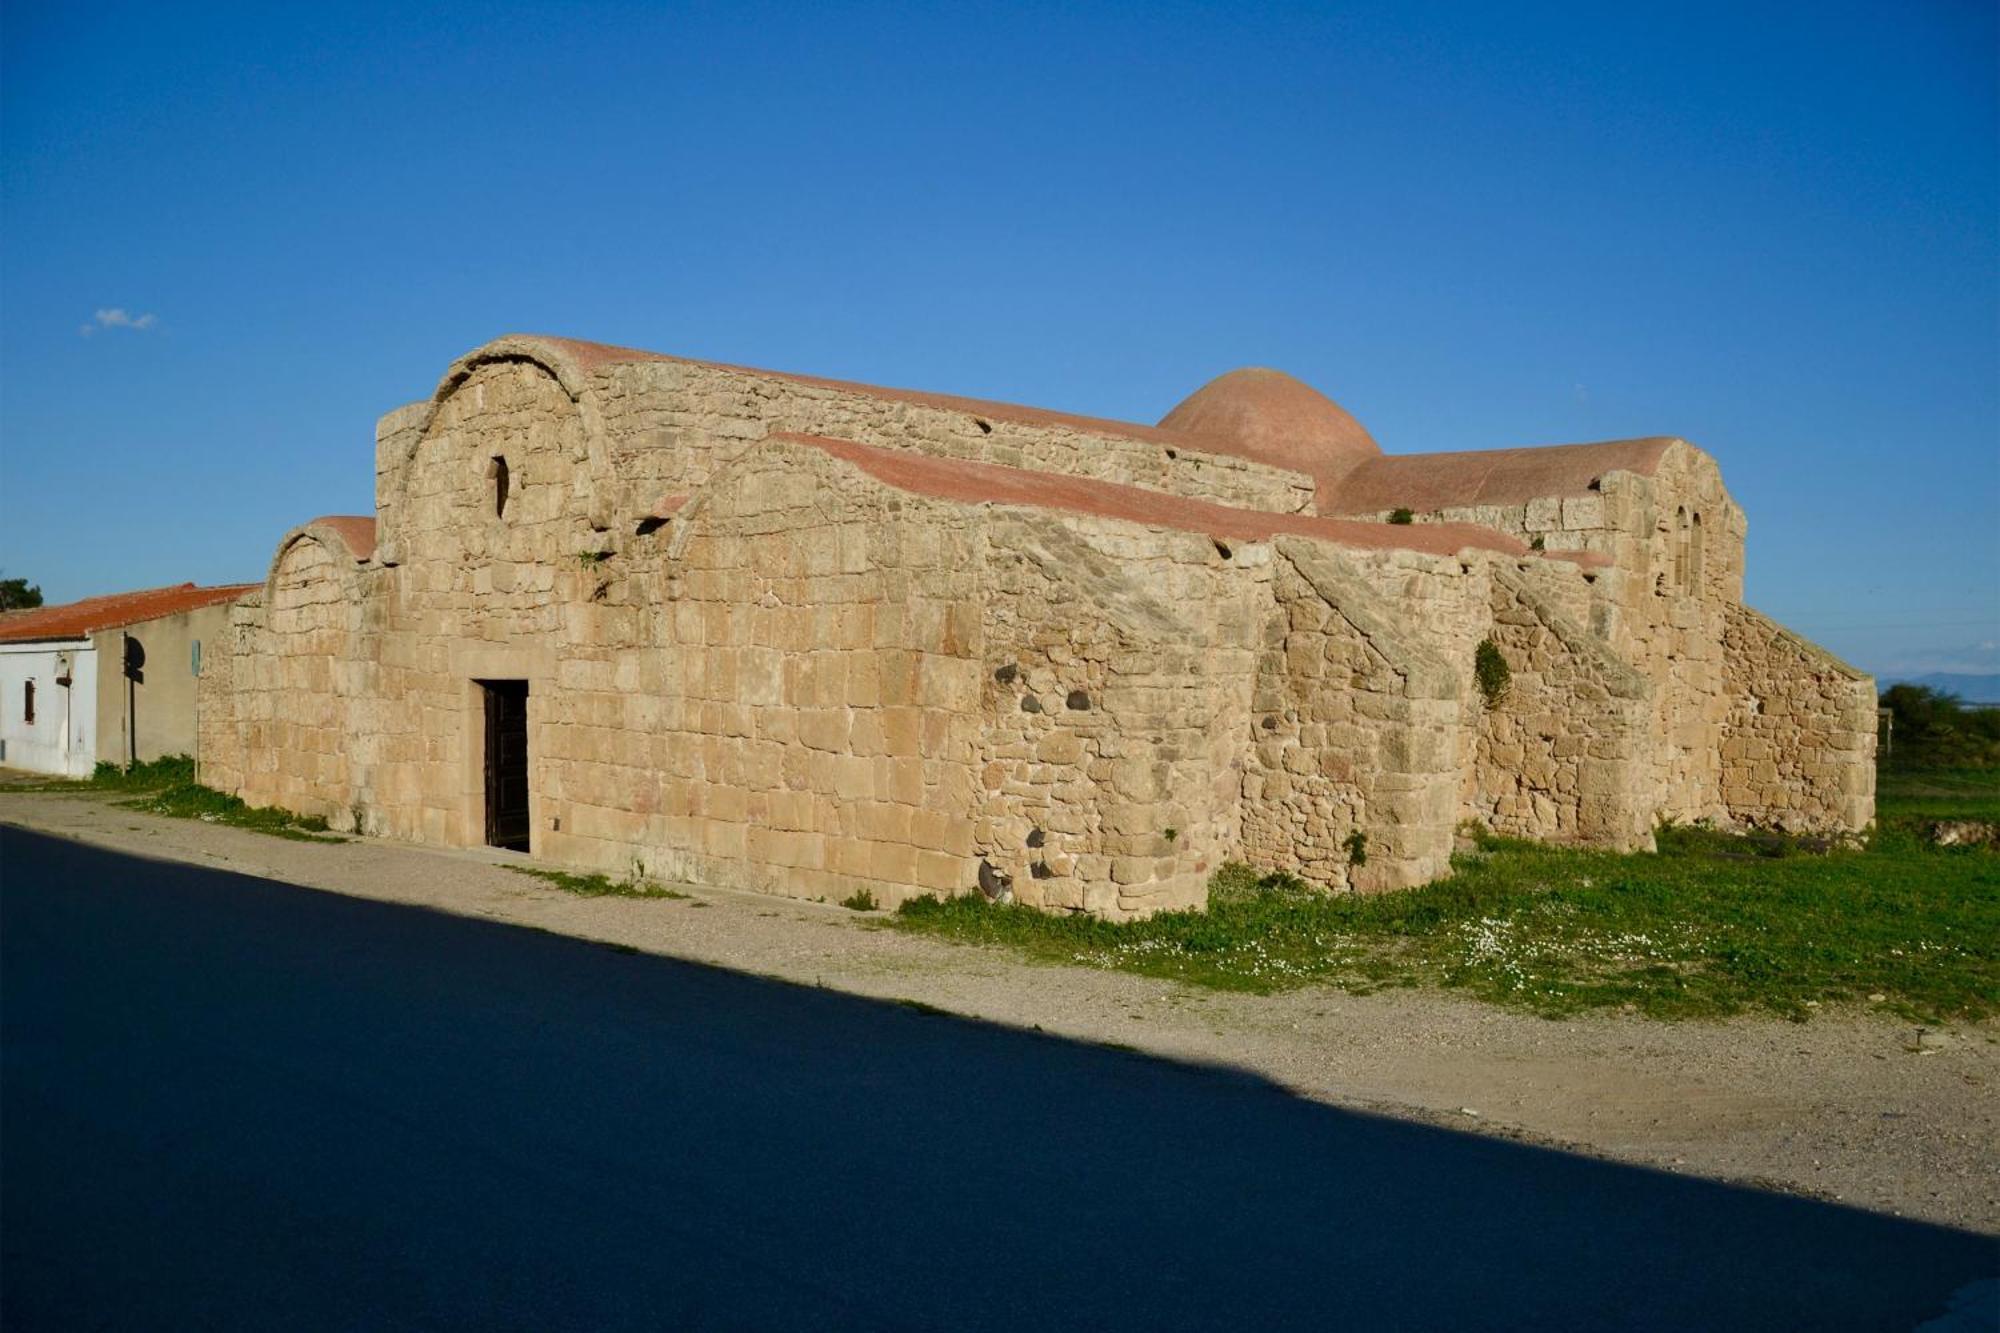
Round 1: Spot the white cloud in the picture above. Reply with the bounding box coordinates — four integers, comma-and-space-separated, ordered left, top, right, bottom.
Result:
79, 308, 159, 336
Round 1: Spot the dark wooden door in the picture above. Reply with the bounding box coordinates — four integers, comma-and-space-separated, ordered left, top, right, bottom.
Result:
482, 680, 531, 851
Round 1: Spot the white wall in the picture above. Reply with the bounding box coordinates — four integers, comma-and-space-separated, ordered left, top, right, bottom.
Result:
0, 640, 98, 776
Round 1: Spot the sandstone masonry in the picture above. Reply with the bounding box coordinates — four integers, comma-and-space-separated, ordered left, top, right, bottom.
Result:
198, 337, 1874, 918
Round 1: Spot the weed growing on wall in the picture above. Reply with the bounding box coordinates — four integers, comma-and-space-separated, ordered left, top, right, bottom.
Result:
1474, 639, 1511, 708
1343, 830, 1368, 866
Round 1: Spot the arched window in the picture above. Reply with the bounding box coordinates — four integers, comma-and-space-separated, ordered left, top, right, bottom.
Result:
1672, 507, 1690, 592
1689, 512, 1704, 592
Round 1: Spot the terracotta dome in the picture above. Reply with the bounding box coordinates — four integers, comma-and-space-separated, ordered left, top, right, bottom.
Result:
1159, 368, 1380, 492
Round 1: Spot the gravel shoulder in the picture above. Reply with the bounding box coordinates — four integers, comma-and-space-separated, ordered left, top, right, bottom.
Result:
3, 787, 1993, 1233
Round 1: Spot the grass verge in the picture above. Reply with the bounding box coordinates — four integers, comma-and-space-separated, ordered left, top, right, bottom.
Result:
11, 754, 343, 842
124, 782, 342, 842
510, 866, 692, 900
895, 798, 1999, 1024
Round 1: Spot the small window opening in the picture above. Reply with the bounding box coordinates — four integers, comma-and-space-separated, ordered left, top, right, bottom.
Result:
1689, 512, 1705, 591
1212, 539, 1232, 561
1165, 448, 1179, 461
23, 679, 34, 724
973, 417, 993, 434
491, 455, 511, 519
1673, 506, 1691, 593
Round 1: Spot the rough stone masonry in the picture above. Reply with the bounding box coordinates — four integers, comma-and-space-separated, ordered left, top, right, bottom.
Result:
198, 336, 1874, 918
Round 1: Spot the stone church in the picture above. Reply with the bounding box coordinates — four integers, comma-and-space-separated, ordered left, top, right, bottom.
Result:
198, 335, 1875, 917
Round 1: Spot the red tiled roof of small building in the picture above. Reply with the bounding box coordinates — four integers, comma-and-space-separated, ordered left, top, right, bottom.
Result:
0, 582, 258, 643
775, 433, 1608, 566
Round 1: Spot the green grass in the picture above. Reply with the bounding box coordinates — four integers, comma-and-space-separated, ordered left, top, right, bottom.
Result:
9, 753, 343, 841
510, 866, 692, 900
122, 781, 342, 842
1878, 766, 2000, 824
841, 888, 880, 912
895, 810, 1999, 1024
7, 754, 197, 794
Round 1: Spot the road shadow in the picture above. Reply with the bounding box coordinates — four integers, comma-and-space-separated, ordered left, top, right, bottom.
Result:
2, 826, 1993, 1331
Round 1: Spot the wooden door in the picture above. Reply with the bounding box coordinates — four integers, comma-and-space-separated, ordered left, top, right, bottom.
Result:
482, 680, 531, 851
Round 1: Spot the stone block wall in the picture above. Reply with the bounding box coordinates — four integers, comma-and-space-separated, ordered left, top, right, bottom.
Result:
1470, 567, 1653, 849
201, 526, 379, 831
195, 599, 248, 793
973, 513, 1251, 917
1346, 441, 1746, 827
1238, 539, 1463, 892
570, 442, 992, 907
589, 357, 1317, 520
1720, 604, 1875, 833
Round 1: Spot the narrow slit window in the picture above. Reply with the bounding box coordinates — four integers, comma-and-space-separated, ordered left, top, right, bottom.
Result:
1673, 506, 1690, 593
492, 455, 511, 519
23, 679, 34, 724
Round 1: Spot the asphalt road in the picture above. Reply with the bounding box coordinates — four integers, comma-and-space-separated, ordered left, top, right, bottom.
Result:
1, 825, 1992, 1331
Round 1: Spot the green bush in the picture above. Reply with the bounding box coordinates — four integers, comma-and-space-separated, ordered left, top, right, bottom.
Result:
89, 754, 196, 789
1880, 685, 2000, 770
1388, 507, 1415, 525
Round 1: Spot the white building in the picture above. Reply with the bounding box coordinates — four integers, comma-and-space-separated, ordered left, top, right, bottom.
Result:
0, 636, 98, 776
0, 583, 254, 776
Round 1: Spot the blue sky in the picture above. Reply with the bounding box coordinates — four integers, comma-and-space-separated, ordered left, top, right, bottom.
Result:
3, 0, 1994, 679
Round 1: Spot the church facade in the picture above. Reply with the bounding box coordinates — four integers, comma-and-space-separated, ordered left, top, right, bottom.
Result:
197, 335, 1874, 917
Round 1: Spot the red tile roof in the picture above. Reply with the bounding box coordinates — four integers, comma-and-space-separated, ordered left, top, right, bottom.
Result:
518, 338, 1679, 518
1325, 439, 1678, 515
303, 515, 377, 561
1158, 367, 1381, 490
0, 583, 257, 643
777, 434, 1608, 566
531, 336, 1194, 451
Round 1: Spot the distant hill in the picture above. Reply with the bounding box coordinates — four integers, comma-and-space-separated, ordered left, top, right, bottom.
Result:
1880, 673, 2000, 706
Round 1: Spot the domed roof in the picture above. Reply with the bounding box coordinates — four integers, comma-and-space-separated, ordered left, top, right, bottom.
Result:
1158, 368, 1380, 488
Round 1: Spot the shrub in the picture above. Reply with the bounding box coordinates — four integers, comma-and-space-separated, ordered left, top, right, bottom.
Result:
1388, 507, 1415, 525
1880, 684, 2000, 770
1474, 639, 1511, 707
841, 888, 880, 912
